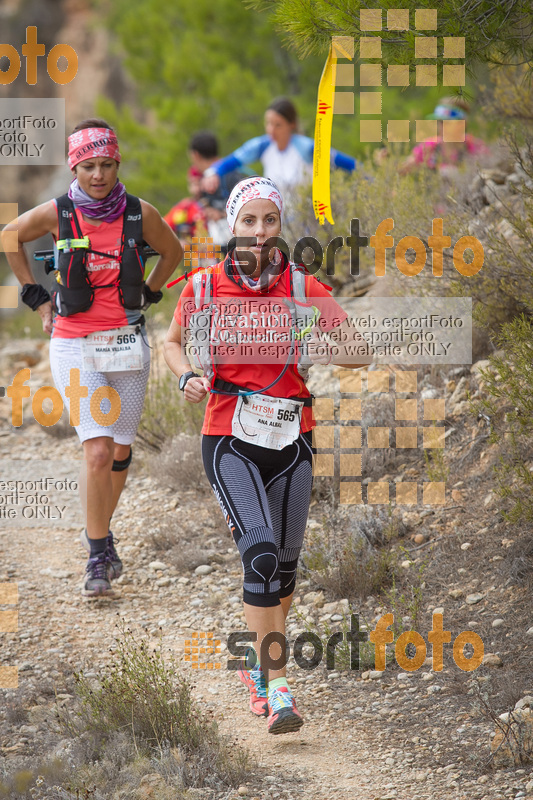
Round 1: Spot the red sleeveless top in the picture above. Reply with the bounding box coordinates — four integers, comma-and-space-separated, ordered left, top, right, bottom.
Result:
51, 207, 141, 338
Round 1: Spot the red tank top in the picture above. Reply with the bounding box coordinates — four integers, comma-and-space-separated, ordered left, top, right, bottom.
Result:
52, 207, 142, 338
174, 263, 347, 435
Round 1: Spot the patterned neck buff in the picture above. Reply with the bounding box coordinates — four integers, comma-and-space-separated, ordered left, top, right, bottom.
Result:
225, 246, 287, 293
68, 178, 127, 222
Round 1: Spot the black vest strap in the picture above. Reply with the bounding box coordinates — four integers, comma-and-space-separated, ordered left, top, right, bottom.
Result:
213, 377, 313, 405
52, 193, 145, 316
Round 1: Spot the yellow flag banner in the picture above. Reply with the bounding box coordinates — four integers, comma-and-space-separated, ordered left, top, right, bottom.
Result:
313, 38, 353, 226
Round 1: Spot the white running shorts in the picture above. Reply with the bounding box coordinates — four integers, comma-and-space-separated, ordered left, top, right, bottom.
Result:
49, 333, 151, 444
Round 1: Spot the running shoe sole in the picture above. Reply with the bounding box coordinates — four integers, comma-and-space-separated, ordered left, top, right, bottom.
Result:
81, 583, 115, 598
267, 706, 304, 735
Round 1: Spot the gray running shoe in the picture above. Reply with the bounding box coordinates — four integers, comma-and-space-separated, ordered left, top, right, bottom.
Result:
80, 529, 123, 580
82, 554, 114, 597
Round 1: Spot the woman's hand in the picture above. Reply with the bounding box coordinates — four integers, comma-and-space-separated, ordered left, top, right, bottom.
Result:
307, 327, 333, 365
37, 301, 53, 335
184, 376, 210, 403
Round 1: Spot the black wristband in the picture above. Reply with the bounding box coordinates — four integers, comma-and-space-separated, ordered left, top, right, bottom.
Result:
21, 283, 51, 311
144, 284, 163, 305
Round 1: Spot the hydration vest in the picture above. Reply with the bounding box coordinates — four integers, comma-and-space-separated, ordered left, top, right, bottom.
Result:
52, 194, 146, 317
187, 261, 319, 385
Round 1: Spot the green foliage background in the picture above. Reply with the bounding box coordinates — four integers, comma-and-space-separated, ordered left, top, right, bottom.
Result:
95, 0, 480, 212
247, 0, 533, 65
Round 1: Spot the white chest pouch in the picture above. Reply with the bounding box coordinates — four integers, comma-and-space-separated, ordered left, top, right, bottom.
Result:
232, 393, 302, 450
81, 325, 144, 372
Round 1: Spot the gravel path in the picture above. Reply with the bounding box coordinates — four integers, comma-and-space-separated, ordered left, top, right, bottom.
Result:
0, 342, 531, 799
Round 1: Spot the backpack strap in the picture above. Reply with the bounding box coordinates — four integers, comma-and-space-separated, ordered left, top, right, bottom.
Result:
55, 194, 87, 245
291, 263, 307, 305
121, 194, 144, 251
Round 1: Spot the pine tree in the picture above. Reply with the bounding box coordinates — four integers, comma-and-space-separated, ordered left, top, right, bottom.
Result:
247, 0, 533, 66
96, 0, 327, 207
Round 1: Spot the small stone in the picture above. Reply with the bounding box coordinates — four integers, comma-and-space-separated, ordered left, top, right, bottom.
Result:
330, 614, 343, 622
461, 542, 472, 551
492, 619, 505, 628
482, 653, 503, 667
238, 786, 249, 796
148, 561, 168, 571
323, 599, 349, 614
433, 606, 445, 615
491, 708, 533, 767
401, 560, 412, 569
327, 672, 340, 679
466, 593, 484, 605
427, 685, 442, 694
421, 672, 434, 681
526, 626, 533, 636
449, 589, 463, 599
414, 533, 426, 545
397, 672, 412, 681
477, 775, 489, 784
514, 695, 533, 710
452, 490, 464, 503
156, 577, 171, 587
194, 565, 213, 576
303, 590, 325, 608
369, 670, 384, 680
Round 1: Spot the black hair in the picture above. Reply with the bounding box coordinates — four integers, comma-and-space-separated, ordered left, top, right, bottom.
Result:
71, 118, 115, 133
267, 97, 298, 126
189, 131, 219, 159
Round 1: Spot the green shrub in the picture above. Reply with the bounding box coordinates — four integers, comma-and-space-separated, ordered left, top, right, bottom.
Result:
59, 627, 250, 790
303, 506, 404, 601
478, 314, 533, 524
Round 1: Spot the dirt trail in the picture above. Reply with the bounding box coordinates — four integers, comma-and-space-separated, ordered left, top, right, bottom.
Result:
0, 351, 530, 800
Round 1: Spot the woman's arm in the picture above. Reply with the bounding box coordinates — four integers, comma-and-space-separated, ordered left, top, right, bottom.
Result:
292, 135, 357, 172
141, 201, 183, 291
163, 317, 210, 403
308, 317, 372, 370
1, 200, 58, 334
203, 135, 271, 192
331, 148, 357, 172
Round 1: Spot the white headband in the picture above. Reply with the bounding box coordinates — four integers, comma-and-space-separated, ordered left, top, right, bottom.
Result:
226, 176, 283, 234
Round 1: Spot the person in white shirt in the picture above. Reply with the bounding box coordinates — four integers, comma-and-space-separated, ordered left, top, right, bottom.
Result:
202, 97, 357, 201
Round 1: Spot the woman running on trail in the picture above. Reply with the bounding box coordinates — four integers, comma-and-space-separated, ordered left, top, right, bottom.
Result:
202, 97, 357, 198
164, 176, 369, 735
2, 118, 182, 598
